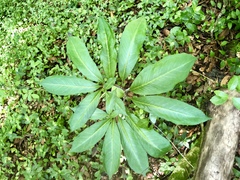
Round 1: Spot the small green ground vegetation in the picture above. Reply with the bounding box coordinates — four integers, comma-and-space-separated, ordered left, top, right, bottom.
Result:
0, 0, 239, 179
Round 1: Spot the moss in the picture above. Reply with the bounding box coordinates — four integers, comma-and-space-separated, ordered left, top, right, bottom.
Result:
168, 132, 204, 180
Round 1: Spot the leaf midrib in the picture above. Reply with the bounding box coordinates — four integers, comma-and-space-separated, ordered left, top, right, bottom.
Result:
128, 115, 161, 151
74, 120, 109, 150
104, 30, 113, 77
72, 91, 100, 129
44, 82, 95, 89
71, 40, 99, 80
108, 122, 120, 174
133, 98, 195, 119
131, 60, 191, 91
119, 120, 144, 170
79, 92, 99, 119
122, 21, 142, 79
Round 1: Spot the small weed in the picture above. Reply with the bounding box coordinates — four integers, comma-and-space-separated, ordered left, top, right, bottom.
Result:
210, 75, 240, 109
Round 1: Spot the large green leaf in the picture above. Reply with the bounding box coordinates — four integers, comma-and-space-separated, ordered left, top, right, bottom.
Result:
118, 119, 148, 175
114, 97, 127, 115
103, 121, 121, 178
40, 76, 99, 95
139, 128, 171, 158
132, 96, 210, 125
67, 36, 103, 82
118, 17, 146, 81
127, 113, 171, 158
130, 53, 196, 95
106, 90, 126, 115
70, 120, 110, 152
69, 91, 101, 131
103, 77, 116, 90
106, 91, 116, 114
90, 108, 107, 120
98, 17, 117, 78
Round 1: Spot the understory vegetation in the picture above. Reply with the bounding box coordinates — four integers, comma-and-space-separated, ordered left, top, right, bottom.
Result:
0, 0, 239, 179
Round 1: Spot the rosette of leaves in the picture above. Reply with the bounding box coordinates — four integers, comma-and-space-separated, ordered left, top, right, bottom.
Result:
40, 17, 209, 177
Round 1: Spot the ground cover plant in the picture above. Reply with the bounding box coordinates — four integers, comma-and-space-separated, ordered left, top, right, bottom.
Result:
210, 75, 240, 109
40, 17, 209, 177
0, 0, 240, 179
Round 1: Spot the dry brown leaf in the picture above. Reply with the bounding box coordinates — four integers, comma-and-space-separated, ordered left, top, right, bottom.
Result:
162, 28, 170, 37
220, 75, 231, 86
218, 29, 230, 40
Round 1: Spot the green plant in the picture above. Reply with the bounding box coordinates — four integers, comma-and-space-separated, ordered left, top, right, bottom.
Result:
173, 0, 205, 34
210, 75, 240, 109
165, 26, 190, 49
40, 17, 209, 177
227, 57, 240, 74
201, 0, 240, 39
233, 157, 240, 179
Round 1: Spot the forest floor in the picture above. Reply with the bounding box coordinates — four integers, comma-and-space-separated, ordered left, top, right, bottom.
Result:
0, 0, 240, 179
